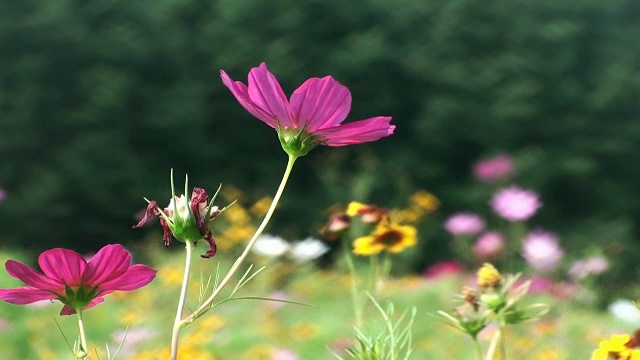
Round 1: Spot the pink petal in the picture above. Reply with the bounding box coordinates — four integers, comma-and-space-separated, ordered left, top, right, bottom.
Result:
221, 70, 279, 128
5, 260, 64, 292
0, 287, 56, 304
314, 116, 395, 146
82, 244, 131, 286
99, 264, 157, 294
38, 248, 86, 287
246, 63, 294, 128
60, 297, 105, 316
290, 76, 352, 132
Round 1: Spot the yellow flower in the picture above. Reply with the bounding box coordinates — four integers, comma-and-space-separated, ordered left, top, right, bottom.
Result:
477, 263, 502, 288
250, 196, 273, 216
224, 205, 251, 225
390, 208, 423, 224
410, 190, 440, 213
353, 221, 417, 256
592, 334, 636, 360
346, 201, 388, 223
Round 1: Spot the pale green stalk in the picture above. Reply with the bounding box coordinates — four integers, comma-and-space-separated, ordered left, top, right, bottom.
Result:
170, 240, 194, 360
77, 310, 88, 358
342, 240, 363, 329
472, 337, 482, 360
180, 155, 297, 325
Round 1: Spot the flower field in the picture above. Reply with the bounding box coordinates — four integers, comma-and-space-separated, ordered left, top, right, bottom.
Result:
0, 241, 633, 359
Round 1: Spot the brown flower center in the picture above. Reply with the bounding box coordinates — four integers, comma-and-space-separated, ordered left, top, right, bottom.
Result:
376, 230, 403, 246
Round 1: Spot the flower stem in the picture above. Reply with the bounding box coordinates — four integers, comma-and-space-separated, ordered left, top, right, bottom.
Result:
342, 239, 363, 329
472, 336, 482, 360
170, 240, 194, 360
499, 322, 507, 360
181, 154, 297, 325
77, 310, 88, 358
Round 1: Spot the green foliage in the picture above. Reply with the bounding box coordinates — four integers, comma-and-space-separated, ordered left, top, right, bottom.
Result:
0, 0, 638, 283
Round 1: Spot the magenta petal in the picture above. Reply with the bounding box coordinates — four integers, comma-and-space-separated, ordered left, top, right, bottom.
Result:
5, 260, 63, 292
38, 248, 87, 287
290, 76, 352, 132
314, 116, 395, 146
0, 287, 56, 304
246, 63, 294, 128
221, 70, 279, 128
99, 264, 157, 293
82, 244, 131, 286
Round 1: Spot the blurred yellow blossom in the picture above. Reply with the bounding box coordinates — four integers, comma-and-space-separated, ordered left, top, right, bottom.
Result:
250, 196, 273, 216
353, 221, 417, 256
224, 205, 252, 225
410, 190, 439, 213
592, 334, 640, 360
390, 208, 423, 224
477, 263, 502, 288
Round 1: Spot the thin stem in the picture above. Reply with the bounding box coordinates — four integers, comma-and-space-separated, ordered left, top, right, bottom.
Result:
499, 322, 507, 360
170, 240, 194, 360
472, 336, 482, 360
342, 239, 363, 329
77, 310, 88, 358
182, 154, 297, 324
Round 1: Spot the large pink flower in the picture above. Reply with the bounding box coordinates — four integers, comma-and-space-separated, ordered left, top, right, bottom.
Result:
0, 244, 157, 315
490, 185, 542, 222
220, 63, 395, 156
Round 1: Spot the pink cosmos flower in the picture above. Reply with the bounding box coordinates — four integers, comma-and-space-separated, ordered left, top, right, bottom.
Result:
444, 212, 485, 236
473, 231, 505, 260
490, 185, 542, 222
473, 154, 515, 182
0, 244, 156, 315
0, 187, 6, 202
422, 261, 463, 279
521, 230, 564, 272
567, 256, 609, 281
220, 63, 395, 157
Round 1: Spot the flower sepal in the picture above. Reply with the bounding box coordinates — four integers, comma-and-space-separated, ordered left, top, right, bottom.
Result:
277, 126, 319, 158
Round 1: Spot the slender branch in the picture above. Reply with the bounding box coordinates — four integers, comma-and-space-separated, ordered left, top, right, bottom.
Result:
181, 154, 297, 324
171, 240, 194, 360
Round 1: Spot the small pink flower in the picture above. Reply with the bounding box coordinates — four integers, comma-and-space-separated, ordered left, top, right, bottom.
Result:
0, 187, 6, 202
490, 185, 542, 222
422, 261, 463, 279
273, 348, 299, 360
221, 63, 395, 157
473, 231, 505, 259
567, 256, 609, 281
444, 212, 485, 236
522, 230, 564, 272
0, 244, 157, 315
473, 154, 515, 182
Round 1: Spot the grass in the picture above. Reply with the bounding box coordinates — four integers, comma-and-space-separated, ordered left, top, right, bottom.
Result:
0, 245, 633, 359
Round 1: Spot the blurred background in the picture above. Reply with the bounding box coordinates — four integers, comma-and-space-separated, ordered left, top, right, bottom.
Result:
0, 0, 639, 287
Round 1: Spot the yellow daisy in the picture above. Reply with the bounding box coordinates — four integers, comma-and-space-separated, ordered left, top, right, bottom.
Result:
353, 221, 417, 256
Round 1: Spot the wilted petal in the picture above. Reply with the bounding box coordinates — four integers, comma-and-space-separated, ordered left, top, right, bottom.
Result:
38, 249, 86, 287
200, 232, 217, 259
314, 116, 395, 146
133, 201, 159, 228
247, 63, 294, 128
221, 70, 279, 128
5, 260, 63, 292
99, 265, 157, 293
290, 76, 351, 132
0, 288, 56, 304
82, 244, 131, 286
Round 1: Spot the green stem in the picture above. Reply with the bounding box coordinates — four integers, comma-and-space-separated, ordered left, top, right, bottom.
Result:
181, 155, 297, 325
499, 322, 507, 360
342, 239, 363, 329
171, 240, 194, 360
472, 336, 482, 360
76, 310, 88, 358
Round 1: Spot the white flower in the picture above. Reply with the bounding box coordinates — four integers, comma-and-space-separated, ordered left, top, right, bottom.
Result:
289, 237, 329, 263
252, 234, 291, 258
608, 299, 640, 325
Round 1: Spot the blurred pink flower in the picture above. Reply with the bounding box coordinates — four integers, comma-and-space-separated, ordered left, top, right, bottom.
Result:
0, 188, 6, 202
522, 230, 564, 272
490, 185, 542, 222
473, 231, 505, 260
422, 261, 463, 279
273, 349, 299, 360
0, 244, 157, 315
473, 154, 515, 182
567, 256, 609, 281
444, 212, 485, 236
221, 63, 394, 156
